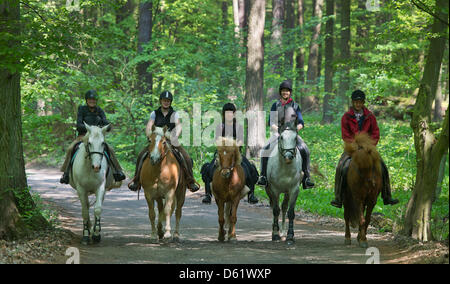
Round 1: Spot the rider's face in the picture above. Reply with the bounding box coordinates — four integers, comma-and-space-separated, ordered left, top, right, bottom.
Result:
280, 88, 291, 101
352, 100, 365, 112
161, 98, 172, 109
87, 98, 97, 108
224, 111, 234, 123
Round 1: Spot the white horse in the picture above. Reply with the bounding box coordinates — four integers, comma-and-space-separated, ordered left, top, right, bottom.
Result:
70, 123, 121, 245
265, 121, 303, 244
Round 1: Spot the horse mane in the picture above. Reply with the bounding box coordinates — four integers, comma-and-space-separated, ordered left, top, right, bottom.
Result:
216, 137, 242, 165
344, 133, 382, 178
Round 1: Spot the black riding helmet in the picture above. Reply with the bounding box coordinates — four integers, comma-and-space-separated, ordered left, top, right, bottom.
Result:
351, 90, 366, 101
222, 102, 236, 115
85, 90, 98, 100
279, 80, 293, 95
160, 90, 173, 101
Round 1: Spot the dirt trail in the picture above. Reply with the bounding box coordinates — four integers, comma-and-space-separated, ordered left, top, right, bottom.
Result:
26, 167, 428, 264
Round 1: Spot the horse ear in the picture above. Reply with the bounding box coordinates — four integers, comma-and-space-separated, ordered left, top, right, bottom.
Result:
84, 122, 91, 134
102, 124, 110, 135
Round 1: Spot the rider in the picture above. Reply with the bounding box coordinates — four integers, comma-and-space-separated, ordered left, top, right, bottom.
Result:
127, 91, 200, 193
256, 80, 315, 189
330, 89, 399, 208
202, 103, 259, 204
59, 90, 126, 184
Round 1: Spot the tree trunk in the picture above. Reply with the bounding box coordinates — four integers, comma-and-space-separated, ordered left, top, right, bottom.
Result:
137, 0, 153, 109
321, 0, 334, 124
403, 0, 449, 242
267, 0, 284, 101
284, 0, 295, 72
302, 0, 323, 111
0, 0, 47, 240
295, 0, 305, 105
245, 0, 266, 158
336, 0, 350, 112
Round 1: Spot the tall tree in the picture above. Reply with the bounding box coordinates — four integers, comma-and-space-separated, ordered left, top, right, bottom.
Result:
295, 0, 305, 105
0, 0, 47, 240
303, 0, 324, 111
268, 0, 285, 100
284, 0, 295, 72
336, 0, 350, 112
321, 0, 334, 124
137, 0, 153, 109
245, 0, 266, 158
403, 0, 449, 242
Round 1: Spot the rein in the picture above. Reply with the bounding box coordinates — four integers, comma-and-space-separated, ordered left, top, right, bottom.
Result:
278, 129, 297, 158
85, 143, 106, 161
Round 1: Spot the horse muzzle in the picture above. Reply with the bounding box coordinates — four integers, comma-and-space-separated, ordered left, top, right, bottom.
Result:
221, 169, 231, 179
92, 165, 101, 172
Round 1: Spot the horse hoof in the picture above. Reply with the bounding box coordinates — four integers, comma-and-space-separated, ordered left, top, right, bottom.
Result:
286, 235, 295, 245
359, 241, 368, 248
81, 236, 90, 245
92, 234, 101, 244
272, 234, 281, 242
228, 237, 238, 244
345, 238, 351, 246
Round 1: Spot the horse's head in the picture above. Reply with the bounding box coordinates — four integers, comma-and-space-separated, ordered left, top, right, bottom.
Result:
345, 133, 382, 178
216, 137, 241, 179
83, 122, 108, 172
147, 125, 171, 165
278, 121, 297, 164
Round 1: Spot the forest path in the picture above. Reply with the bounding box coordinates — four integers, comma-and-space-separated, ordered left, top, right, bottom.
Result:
26, 167, 413, 264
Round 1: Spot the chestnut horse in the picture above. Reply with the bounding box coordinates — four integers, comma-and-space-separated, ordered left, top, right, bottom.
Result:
343, 132, 382, 248
211, 137, 249, 242
140, 125, 187, 242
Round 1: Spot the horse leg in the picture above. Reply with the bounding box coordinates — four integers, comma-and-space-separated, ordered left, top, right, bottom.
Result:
77, 189, 91, 245
344, 210, 351, 245
216, 199, 226, 242
272, 193, 281, 241
144, 192, 157, 241
173, 196, 184, 242
286, 189, 299, 244
163, 191, 175, 240
92, 184, 106, 244
156, 198, 165, 240
360, 203, 375, 248
357, 204, 368, 248
228, 199, 239, 243
281, 193, 289, 238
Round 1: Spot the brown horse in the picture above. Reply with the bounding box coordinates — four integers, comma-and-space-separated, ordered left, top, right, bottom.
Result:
140, 125, 186, 242
343, 132, 382, 248
211, 137, 249, 242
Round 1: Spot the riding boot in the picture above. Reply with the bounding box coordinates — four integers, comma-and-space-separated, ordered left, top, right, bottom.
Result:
256, 156, 268, 186
247, 187, 259, 204
380, 160, 399, 206
128, 148, 148, 191
104, 143, 126, 182
297, 137, 314, 189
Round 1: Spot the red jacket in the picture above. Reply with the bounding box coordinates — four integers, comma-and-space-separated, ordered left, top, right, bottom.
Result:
341, 107, 380, 145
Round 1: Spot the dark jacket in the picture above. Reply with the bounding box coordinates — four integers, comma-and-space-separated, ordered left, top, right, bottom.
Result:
154, 106, 176, 131
76, 105, 110, 136
269, 99, 304, 130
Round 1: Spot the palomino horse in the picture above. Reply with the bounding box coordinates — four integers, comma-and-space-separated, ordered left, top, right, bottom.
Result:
211, 137, 249, 242
266, 121, 302, 244
70, 123, 122, 245
343, 132, 382, 248
140, 125, 186, 241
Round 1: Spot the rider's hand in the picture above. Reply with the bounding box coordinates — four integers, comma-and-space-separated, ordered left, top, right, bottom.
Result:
270, 124, 278, 133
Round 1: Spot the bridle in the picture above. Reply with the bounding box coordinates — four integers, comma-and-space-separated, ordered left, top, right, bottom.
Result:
218, 151, 236, 177
278, 129, 297, 158
149, 135, 170, 165
85, 142, 106, 161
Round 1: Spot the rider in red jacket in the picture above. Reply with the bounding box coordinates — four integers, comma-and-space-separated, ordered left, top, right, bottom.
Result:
330, 90, 399, 208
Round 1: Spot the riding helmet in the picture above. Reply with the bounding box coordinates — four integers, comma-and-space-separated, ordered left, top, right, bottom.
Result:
160, 91, 173, 101
85, 90, 98, 100
351, 90, 366, 101
279, 80, 293, 94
